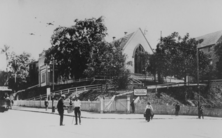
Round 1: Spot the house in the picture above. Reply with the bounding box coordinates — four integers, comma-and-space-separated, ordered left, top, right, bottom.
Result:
196, 30, 222, 68
111, 28, 154, 74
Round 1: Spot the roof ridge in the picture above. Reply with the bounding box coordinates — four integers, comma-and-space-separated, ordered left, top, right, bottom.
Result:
111, 32, 135, 43
196, 30, 222, 38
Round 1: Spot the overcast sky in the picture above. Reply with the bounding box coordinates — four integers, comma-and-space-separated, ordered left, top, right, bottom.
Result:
0, 0, 222, 70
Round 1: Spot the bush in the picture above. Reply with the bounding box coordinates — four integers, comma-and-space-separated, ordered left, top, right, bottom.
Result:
112, 69, 130, 89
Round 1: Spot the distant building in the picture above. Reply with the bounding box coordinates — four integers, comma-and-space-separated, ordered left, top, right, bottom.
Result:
196, 30, 222, 68
28, 61, 38, 86
38, 50, 51, 87
111, 28, 154, 74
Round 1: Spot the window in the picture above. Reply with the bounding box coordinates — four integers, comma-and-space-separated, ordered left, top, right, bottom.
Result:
41, 72, 46, 83
208, 47, 211, 52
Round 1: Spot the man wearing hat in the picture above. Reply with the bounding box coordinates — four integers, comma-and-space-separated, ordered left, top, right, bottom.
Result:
57, 95, 66, 126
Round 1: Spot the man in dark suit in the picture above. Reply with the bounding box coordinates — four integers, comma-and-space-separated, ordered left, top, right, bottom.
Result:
130, 99, 135, 113
175, 102, 180, 116
57, 95, 66, 126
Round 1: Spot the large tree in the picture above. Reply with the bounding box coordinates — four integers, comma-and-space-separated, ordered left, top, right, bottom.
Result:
154, 32, 210, 84
7, 52, 33, 91
45, 17, 107, 79
84, 41, 130, 89
0, 70, 8, 86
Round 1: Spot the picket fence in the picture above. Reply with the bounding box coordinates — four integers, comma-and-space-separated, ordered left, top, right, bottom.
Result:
14, 100, 222, 117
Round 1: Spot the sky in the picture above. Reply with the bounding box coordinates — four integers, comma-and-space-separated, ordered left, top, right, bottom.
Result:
0, 0, 222, 70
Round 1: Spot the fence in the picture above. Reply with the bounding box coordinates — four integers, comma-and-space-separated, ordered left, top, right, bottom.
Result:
26, 84, 102, 101
13, 99, 222, 117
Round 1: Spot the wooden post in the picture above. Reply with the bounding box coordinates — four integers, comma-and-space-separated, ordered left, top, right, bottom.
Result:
127, 95, 131, 113
100, 97, 103, 114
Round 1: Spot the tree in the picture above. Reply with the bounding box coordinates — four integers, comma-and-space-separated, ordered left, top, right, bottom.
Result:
155, 32, 210, 84
45, 17, 107, 79
1, 45, 10, 70
7, 52, 33, 91
147, 53, 157, 82
0, 70, 8, 86
215, 42, 222, 78
84, 41, 130, 89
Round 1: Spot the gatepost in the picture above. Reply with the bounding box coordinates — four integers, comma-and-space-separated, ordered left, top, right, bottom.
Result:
127, 95, 131, 113
100, 96, 104, 114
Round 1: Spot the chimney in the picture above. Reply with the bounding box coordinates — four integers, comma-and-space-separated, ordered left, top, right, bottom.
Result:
124, 32, 127, 35
113, 37, 116, 40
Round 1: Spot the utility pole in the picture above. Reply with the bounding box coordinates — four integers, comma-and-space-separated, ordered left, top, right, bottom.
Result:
196, 47, 200, 119
196, 48, 199, 103
53, 57, 55, 91
52, 57, 55, 113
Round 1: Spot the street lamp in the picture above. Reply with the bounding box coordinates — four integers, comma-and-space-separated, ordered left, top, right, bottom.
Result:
196, 47, 200, 105
52, 57, 55, 91
51, 92, 55, 113
51, 57, 55, 113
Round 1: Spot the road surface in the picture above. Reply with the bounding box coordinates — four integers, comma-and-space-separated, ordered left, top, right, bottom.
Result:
0, 110, 221, 138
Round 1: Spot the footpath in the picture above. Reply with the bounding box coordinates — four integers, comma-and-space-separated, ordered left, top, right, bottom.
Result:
12, 106, 222, 120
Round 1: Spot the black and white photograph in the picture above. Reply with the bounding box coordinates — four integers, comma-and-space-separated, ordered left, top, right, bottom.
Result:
0, 0, 222, 138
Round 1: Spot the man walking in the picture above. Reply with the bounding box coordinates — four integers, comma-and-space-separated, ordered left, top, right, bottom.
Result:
73, 96, 81, 125
175, 102, 180, 116
130, 99, 135, 113
198, 104, 204, 119
57, 95, 66, 126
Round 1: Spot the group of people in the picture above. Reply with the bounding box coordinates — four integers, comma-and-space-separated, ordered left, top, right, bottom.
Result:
174, 102, 204, 119
56, 95, 81, 126
131, 99, 204, 121
49, 95, 205, 126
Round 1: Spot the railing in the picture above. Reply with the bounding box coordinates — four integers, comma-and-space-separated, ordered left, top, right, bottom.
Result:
129, 78, 143, 85
49, 77, 93, 86
146, 82, 207, 90
15, 84, 39, 94
26, 84, 103, 101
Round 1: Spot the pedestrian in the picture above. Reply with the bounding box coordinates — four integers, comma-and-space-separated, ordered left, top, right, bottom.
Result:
198, 104, 204, 119
130, 98, 135, 113
175, 102, 180, 116
73, 96, 81, 125
45, 98, 49, 111
69, 97, 73, 106
57, 95, 66, 126
144, 102, 153, 122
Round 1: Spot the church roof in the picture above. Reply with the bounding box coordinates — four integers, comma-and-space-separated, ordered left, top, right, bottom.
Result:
196, 30, 222, 48
111, 32, 135, 49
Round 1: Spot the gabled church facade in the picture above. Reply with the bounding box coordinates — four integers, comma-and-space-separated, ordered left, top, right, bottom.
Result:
112, 28, 154, 74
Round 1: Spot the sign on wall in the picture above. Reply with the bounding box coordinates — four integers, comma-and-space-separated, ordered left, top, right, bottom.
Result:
47, 88, 51, 96
133, 88, 147, 96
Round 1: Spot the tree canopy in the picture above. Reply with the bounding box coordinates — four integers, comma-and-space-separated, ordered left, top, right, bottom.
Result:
215, 42, 222, 78
149, 32, 210, 83
45, 16, 107, 79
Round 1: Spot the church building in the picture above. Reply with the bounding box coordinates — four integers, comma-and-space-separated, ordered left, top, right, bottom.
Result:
111, 28, 154, 74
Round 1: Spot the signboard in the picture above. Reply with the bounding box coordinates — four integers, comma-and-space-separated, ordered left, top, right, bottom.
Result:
47, 88, 51, 96
0, 86, 12, 91
134, 89, 147, 96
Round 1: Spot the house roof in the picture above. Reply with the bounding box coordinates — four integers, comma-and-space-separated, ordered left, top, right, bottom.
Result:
196, 30, 222, 48
111, 32, 135, 49
110, 28, 153, 54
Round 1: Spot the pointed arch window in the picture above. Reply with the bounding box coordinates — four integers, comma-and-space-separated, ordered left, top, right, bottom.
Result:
134, 45, 145, 74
